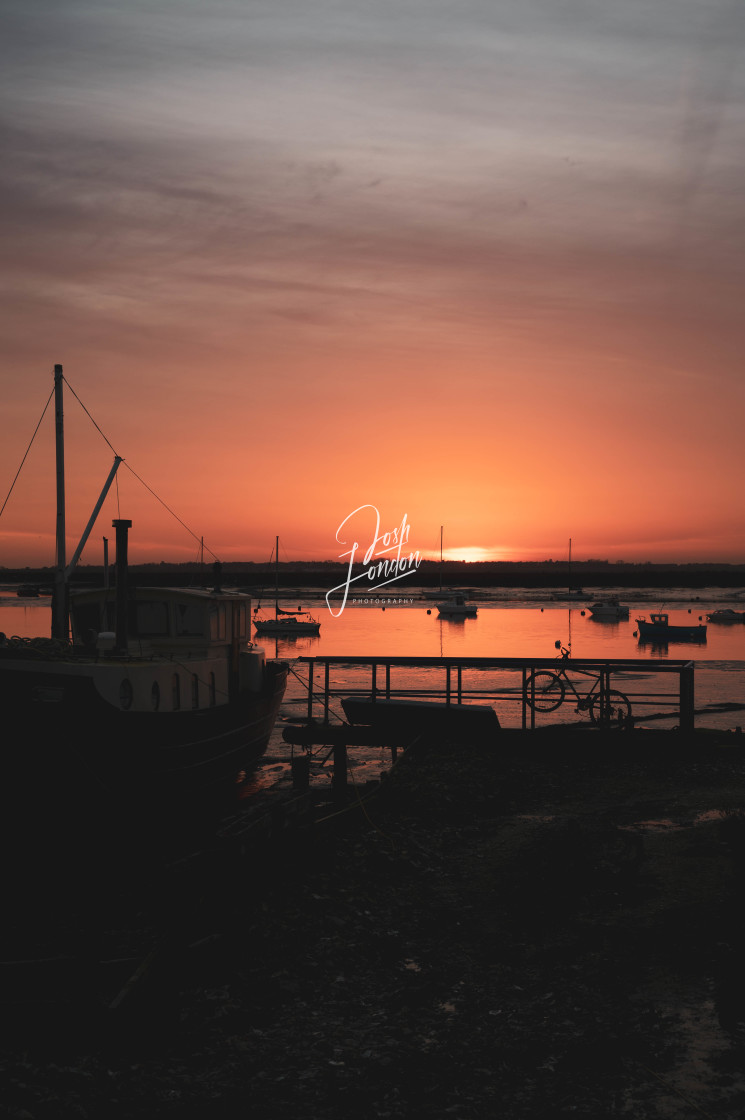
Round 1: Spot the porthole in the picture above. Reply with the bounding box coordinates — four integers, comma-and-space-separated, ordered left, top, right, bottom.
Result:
119, 679, 133, 710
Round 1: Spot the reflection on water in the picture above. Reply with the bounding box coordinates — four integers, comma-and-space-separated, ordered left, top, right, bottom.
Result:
3, 589, 744, 785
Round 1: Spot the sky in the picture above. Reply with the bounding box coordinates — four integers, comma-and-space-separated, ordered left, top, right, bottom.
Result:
1, 0, 744, 568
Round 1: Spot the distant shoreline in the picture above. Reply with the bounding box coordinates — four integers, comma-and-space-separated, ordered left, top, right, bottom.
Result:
3, 559, 744, 591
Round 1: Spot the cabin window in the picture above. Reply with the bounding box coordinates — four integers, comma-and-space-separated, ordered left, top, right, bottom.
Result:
151, 682, 160, 711
119, 679, 133, 710
191, 674, 199, 709
175, 603, 204, 637
172, 673, 181, 711
209, 672, 216, 707
134, 601, 169, 637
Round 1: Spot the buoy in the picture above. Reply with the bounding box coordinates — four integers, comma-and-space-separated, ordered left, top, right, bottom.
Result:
427, 609, 431, 615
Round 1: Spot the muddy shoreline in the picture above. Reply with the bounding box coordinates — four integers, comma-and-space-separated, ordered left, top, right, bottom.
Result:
3, 732, 745, 1118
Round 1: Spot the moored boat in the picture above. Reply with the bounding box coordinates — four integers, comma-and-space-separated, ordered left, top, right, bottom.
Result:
0, 366, 289, 813
16, 584, 41, 598
588, 599, 630, 620
252, 536, 321, 635
706, 608, 745, 623
635, 612, 707, 642
436, 593, 478, 617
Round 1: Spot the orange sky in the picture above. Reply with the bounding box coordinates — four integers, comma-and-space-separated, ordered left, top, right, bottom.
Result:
2, 2, 745, 568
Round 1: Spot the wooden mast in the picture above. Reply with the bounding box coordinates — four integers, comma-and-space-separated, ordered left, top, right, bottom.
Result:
275, 534, 280, 618
52, 364, 68, 640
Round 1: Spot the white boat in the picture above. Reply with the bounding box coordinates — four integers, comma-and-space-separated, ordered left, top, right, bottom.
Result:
0, 365, 288, 810
436, 593, 478, 617
426, 527, 479, 615
253, 536, 321, 635
588, 599, 630, 620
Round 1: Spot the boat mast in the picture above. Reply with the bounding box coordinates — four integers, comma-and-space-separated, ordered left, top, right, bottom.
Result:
440, 526, 443, 593
275, 534, 279, 617
52, 364, 68, 640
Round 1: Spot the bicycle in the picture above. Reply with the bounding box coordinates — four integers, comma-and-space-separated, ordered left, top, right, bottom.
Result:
525, 646, 632, 726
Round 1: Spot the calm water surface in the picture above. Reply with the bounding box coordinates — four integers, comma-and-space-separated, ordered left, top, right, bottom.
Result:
4, 588, 744, 787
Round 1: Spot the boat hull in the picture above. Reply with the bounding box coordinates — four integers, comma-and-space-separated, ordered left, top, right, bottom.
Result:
341, 696, 499, 739
0, 651, 288, 807
636, 622, 706, 641
253, 620, 320, 635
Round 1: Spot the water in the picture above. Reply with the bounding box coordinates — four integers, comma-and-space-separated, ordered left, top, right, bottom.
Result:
4, 587, 744, 789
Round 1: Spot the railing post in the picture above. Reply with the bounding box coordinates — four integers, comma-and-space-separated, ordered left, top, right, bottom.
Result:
307, 660, 314, 722
457, 665, 462, 704
522, 667, 527, 729
385, 661, 391, 699
446, 664, 451, 705
324, 660, 330, 723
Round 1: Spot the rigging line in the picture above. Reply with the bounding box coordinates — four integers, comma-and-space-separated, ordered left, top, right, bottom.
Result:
122, 462, 221, 561
63, 374, 221, 562
0, 387, 55, 520
63, 375, 121, 457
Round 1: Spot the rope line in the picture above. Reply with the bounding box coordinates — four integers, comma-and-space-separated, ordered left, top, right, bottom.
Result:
0, 387, 54, 519
63, 374, 221, 562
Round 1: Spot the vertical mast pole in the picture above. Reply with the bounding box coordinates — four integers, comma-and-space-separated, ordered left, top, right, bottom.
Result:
275, 534, 279, 616
52, 364, 68, 640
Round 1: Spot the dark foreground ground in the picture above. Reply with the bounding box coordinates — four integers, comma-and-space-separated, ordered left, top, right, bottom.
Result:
3, 731, 745, 1119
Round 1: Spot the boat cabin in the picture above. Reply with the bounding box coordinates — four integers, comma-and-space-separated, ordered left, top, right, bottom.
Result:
70, 587, 253, 654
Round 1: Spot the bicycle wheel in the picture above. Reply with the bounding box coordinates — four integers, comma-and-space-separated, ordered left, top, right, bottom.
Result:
588, 690, 631, 727
525, 671, 565, 712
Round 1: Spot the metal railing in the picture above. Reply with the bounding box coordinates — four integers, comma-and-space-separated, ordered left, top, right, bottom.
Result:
296, 655, 696, 732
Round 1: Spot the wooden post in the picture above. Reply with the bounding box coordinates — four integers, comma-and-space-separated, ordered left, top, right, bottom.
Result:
307, 660, 314, 722
680, 664, 695, 733
332, 740, 348, 800
291, 751, 310, 790
52, 364, 68, 642
324, 660, 330, 722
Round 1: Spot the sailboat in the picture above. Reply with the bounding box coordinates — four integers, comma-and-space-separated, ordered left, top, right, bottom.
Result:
565, 538, 589, 600
252, 536, 321, 635
0, 365, 289, 810
432, 527, 478, 617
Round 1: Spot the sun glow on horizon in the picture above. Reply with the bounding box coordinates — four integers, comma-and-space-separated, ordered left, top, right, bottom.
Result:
439, 546, 510, 563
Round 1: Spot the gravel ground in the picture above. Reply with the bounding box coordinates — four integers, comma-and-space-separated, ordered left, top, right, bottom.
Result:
3, 730, 745, 1119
